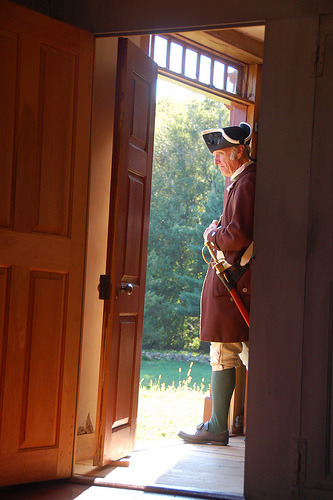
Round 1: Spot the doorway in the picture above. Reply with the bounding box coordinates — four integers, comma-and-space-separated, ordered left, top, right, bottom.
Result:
74, 26, 264, 497
137, 76, 228, 446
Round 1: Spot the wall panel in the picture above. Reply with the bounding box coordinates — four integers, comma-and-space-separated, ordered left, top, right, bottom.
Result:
300, 17, 333, 493
245, 16, 319, 498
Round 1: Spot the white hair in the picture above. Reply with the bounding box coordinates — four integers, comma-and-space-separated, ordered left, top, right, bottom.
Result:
231, 145, 251, 161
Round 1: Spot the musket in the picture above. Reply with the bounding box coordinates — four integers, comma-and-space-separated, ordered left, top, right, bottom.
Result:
202, 241, 251, 327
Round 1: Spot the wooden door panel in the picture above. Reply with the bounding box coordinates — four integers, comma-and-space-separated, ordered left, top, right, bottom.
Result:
0, 266, 10, 436
34, 46, 76, 235
19, 271, 67, 450
132, 76, 149, 147
1, 265, 31, 455
14, 32, 41, 234
113, 317, 137, 429
0, 1, 93, 486
15, 42, 77, 235
95, 38, 157, 465
0, 28, 18, 228
128, 144, 148, 175
124, 173, 145, 281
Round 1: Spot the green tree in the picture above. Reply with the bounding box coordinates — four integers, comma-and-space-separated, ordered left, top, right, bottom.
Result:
143, 94, 229, 350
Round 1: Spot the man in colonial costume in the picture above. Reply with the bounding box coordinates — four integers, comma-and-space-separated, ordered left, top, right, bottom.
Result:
179, 122, 255, 445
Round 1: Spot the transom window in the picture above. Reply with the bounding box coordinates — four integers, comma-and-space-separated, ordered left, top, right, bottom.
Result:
149, 34, 245, 97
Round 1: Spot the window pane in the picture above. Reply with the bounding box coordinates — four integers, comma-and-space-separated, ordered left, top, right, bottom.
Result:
184, 48, 198, 79
213, 61, 225, 89
169, 42, 183, 73
153, 36, 168, 67
199, 55, 211, 85
226, 66, 238, 93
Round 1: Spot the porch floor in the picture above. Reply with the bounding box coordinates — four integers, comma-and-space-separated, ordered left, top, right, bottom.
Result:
73, 435, 245, 499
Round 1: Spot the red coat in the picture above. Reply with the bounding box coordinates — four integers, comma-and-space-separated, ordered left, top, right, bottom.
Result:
200, 163, 256, 343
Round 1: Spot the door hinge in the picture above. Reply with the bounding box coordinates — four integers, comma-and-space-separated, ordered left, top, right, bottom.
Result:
293, 438, 307, 486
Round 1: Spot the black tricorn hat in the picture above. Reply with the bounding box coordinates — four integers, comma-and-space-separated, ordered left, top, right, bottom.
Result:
202, 122, 252, 153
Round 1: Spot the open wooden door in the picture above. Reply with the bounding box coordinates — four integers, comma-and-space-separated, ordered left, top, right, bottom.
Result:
94, 38, 157, 465
0, 1, 93, 486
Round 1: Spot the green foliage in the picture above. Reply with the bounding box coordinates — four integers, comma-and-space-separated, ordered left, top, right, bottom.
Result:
143, 94, 229, 350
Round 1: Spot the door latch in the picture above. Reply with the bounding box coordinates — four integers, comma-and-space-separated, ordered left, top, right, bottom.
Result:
98, 275, 111, 300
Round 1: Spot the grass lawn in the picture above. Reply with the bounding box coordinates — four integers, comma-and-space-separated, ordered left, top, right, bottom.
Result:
140, 359, 211, 391
136, 358, 211, 442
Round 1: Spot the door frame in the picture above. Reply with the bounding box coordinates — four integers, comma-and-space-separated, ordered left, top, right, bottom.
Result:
76, 25, 263, 476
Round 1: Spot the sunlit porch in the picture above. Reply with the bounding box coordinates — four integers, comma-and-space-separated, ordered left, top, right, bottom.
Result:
72, 436, 245, 499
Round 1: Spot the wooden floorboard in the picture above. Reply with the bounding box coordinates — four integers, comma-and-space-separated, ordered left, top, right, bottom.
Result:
74, 436, 245, 498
